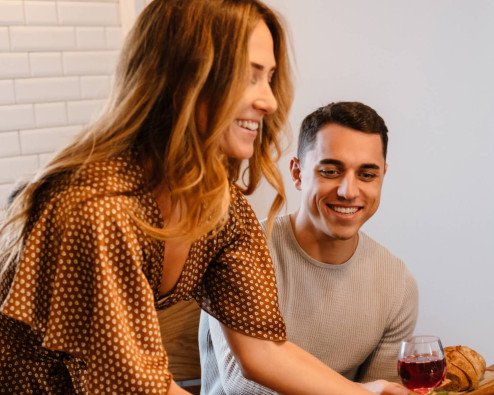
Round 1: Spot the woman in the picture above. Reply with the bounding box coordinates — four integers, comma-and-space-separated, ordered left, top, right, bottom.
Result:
0, 1, 409, 394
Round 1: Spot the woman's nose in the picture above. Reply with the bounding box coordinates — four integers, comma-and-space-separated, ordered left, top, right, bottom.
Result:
253, 83, 278, 114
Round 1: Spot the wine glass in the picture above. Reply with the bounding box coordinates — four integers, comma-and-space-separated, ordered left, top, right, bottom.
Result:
397, 335, 446, 395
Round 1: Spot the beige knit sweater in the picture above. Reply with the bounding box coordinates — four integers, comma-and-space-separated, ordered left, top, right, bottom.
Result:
199, 214, 418, 394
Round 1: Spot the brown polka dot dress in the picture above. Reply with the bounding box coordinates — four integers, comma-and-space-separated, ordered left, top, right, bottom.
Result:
0, 152, 286, 394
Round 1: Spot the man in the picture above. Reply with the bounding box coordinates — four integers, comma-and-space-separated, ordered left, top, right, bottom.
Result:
199, 101, 418, 394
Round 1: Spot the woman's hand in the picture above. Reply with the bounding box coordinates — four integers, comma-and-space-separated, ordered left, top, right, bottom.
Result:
362, 380, 414, 395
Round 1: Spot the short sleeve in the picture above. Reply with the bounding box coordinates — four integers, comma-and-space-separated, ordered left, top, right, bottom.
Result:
194, 189, 286, 341
1, 195, 172, 394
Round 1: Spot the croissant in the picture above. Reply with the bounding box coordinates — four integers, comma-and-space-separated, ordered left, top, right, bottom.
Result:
440, 345, 486, 392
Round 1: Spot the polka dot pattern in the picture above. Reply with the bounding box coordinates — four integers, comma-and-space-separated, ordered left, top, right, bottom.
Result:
0, 152, 286, 393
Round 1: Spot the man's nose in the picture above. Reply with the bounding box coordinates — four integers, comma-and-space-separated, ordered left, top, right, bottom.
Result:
337, 174, 359, 200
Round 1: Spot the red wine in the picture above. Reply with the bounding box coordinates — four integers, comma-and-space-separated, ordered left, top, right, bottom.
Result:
398, 355, 446, 394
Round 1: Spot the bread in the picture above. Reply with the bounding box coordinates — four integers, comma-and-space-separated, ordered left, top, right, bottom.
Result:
439, 345, 487, 392
442, 362, 471, 391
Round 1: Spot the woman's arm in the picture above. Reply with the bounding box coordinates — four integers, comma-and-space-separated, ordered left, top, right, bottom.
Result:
168, 380, 192, 395
222, 324, 411, 395
222, 324, 372, 395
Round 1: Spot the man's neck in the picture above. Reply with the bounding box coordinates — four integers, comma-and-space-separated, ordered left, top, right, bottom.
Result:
289, 211, 359, 265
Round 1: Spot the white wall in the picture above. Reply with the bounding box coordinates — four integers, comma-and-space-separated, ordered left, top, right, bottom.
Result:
252, 0, 494, 363
0, 0, 122, 207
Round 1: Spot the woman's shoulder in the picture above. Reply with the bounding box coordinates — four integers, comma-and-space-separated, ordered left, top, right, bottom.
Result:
228, 184, 255, 216
37, 154, 156, 228
221, 184, 265, 241
227, 184, 259, 226
69, 153, 145, 194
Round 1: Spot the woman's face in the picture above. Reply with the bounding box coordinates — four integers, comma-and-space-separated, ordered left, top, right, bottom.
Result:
219, 20, 278, 160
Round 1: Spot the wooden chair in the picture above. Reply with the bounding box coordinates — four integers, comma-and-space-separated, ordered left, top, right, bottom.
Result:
158, 299, 202, 394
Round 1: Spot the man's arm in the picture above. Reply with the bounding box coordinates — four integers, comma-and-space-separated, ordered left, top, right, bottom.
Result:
357, 269, 419, 382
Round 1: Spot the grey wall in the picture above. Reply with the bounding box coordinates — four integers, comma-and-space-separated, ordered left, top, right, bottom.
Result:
250, 0, 494, 363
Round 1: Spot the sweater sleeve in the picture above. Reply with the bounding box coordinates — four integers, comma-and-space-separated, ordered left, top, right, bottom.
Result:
356, 267, 419, 383
1, 196, 172, 394
199, 311, 278, 395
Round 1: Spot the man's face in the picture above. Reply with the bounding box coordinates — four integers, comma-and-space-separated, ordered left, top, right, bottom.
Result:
291, 123, 387, 242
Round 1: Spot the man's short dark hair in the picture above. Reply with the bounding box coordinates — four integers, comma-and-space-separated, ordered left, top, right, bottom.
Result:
297, 101, 389, 163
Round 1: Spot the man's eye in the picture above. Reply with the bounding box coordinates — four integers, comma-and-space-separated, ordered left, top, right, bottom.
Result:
359, 172, 377, 181
319, 169, 340, 178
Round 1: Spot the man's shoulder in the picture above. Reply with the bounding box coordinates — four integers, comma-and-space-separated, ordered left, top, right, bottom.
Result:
359, 232, 412, 273
359, 231, 403, 263
259, 214, 289, 233
359, 231, 416, 284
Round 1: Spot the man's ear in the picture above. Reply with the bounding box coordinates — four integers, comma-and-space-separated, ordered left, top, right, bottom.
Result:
290, 157, 302, 190
384, 162, 388, 176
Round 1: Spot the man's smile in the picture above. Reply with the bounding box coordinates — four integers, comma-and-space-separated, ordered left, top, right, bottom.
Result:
327, 204, 362, 215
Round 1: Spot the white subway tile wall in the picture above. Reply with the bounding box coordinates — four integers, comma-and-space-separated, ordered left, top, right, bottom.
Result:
0, 53, 30, 78
0, 2, 24, 26
29, 52, 64, 77
0, 28, 9, 51
0, 80, 15, 105
0, 132, 21, 157
24, 1, 58, 26
20, 125, 82, 155
34, 102, 68, 127
0, 0, 123, 209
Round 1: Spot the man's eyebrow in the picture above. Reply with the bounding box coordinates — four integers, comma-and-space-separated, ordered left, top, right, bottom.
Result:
319, 159, 343, 166
319, 159, 381, 170
360, 163, 381, 170
250, 62, 276, 72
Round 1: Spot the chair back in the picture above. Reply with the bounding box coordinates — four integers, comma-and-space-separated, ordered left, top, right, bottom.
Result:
158, 299, 201, 382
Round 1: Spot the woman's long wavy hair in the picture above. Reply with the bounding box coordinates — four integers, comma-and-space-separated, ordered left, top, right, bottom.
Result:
0, 0, 293, 280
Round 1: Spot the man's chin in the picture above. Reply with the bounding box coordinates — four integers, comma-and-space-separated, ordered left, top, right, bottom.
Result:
327, 229, 359, 241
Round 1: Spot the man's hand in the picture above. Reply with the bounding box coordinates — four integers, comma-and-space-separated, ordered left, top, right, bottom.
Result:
362, 379, 415, 395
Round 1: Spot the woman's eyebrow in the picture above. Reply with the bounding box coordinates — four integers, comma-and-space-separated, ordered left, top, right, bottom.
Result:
251, 62, 276, 72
